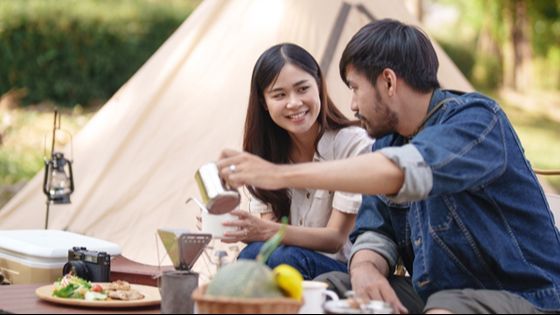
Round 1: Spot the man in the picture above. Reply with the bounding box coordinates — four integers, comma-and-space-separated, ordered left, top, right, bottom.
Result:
218, 19, 560, 314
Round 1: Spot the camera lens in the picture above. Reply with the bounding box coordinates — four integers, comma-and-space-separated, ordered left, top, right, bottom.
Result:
62, 261, 90, 281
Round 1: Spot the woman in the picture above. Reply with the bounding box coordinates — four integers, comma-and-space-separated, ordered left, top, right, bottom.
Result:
221, 43, 373, 280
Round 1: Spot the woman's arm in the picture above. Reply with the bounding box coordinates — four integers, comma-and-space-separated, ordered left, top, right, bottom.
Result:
282, 209, 355, 253
222, 208, 355, 253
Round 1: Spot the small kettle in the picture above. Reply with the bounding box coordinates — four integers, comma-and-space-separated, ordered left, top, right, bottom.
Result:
194, 162, 240, 214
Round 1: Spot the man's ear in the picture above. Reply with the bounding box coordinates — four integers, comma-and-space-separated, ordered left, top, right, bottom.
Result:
382, 68, 397, 96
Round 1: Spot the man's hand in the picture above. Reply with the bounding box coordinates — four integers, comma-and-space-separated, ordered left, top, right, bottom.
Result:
350, 255, 408, 314
217, 149, 285, 190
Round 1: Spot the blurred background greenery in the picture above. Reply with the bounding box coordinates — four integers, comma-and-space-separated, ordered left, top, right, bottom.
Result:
0, 0, 200, 205
419, 0, 560, 191
0, 0, 200, 106
0, 0, 559, 208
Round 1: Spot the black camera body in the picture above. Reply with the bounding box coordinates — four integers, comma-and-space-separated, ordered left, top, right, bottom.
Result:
62, 246, 111, 282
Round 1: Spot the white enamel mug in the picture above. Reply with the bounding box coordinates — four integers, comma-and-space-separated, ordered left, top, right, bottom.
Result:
188, 197, 237, 239
201, 211, 237, 239
299, 280, 339, 314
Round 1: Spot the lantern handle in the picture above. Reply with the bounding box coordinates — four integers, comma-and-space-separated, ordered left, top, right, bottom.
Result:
50, 110, 58, 158
43, 109, 74, 161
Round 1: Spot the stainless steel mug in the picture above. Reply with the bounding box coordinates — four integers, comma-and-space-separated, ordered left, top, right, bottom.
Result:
160, 270, 198, 314
194, 162, 240, 214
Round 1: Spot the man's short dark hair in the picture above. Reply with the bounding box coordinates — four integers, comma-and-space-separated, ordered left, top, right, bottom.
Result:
340, 19, 440, 92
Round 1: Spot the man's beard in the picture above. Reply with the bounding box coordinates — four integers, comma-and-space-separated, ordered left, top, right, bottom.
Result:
364, 87, 398, 138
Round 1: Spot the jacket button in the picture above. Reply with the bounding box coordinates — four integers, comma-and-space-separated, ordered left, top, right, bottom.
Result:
414, 238, 422, 246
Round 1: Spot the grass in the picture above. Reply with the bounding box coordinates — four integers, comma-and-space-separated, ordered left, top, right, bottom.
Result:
495, 92, 560, 192
1, 106, 95, 183
0, 105, 96, 206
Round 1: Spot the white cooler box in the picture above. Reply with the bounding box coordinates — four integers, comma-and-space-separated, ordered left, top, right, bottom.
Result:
0, 230, 121, 284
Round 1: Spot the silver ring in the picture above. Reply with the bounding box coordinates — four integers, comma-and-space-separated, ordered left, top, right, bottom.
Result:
229, 164, 237, 173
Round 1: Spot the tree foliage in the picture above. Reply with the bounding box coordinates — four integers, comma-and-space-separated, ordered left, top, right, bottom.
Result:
431, 0, 560, 91
0, 0, 200, 107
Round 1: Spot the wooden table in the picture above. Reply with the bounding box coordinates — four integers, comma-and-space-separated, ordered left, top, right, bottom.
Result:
110, 256, 173, 287
0, 284, 161, 314
0, 257, 173, 314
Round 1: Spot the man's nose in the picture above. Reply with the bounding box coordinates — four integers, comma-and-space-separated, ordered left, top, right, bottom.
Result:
350, 96, 358, 112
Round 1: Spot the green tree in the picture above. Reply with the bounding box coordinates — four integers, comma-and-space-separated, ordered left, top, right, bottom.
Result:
502, 0, 533, 91
433, 0, 560, 92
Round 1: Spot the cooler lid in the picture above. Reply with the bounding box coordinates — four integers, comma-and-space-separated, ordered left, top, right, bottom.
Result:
0, 230, 121, 259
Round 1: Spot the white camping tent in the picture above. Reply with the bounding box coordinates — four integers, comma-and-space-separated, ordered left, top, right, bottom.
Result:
0, 0, 472, 265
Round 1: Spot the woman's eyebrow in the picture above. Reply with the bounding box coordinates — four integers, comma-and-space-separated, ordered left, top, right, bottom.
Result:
268, 79, 309, 93
293, 79, 308, 87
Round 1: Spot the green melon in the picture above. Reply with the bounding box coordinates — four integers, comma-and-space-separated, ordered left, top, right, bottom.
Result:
205, 217, 289, 299
206, 259, 283, 298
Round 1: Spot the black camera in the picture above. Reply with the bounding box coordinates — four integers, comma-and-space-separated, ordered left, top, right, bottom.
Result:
62, 247, 111, 282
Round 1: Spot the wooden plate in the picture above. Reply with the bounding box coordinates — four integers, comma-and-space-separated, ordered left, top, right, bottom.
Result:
35, 283, 161, 308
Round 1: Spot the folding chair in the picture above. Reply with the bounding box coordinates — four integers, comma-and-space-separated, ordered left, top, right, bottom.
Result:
535, 168, 560, 228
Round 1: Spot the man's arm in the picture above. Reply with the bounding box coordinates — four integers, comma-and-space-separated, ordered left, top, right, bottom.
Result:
350, 249, 390, 278
218, 150, 404, 195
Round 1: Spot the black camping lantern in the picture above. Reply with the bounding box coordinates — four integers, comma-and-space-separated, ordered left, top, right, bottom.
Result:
42, 110, 74, 229
43, 151, 74, 204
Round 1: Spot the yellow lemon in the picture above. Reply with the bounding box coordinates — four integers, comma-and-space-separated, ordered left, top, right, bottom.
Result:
273, 264, 303, 301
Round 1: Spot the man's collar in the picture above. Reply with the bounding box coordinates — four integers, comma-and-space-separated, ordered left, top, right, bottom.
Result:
427, 88, 445, 113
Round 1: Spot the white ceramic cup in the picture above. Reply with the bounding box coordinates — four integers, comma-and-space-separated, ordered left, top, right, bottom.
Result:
299, 280, 339, 314
201, 211, 237, 239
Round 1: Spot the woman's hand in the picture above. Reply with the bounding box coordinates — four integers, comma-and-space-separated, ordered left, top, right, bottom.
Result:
217, 149, 285, 190
221, 209, 275, 244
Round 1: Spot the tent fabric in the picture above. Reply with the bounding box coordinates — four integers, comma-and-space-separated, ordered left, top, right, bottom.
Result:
0, 0, 473, 266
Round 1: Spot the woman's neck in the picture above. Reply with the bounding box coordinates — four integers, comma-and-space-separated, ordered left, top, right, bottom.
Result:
289, 123, 320, 163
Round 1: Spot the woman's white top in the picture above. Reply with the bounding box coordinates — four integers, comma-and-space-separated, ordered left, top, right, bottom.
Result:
249, 126, 374, 263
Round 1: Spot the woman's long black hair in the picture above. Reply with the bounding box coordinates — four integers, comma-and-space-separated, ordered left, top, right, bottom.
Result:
244, 43, 358, 220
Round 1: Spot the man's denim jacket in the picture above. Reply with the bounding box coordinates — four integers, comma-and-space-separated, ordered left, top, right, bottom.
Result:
350, 89, 560, 311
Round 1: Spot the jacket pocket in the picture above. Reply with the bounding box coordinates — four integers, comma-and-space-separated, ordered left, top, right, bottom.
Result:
426, 196, 504, 290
